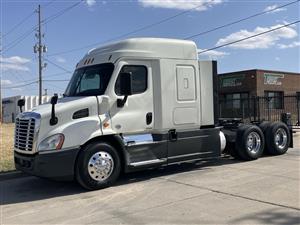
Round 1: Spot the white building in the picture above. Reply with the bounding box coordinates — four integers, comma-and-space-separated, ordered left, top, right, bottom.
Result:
2, 96, 51, 123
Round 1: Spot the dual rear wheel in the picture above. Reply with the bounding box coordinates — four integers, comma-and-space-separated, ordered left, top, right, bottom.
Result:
231, 122, 290, 160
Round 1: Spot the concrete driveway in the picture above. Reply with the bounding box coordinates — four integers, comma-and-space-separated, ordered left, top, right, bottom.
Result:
1, 135, 299, 225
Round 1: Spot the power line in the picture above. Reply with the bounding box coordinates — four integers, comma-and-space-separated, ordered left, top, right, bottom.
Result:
1, 1, 81, 54
184, 0, 299, 40
44, 58, 73, 73
43, 0, 82, 25
3, 79, 69, 90
47, 1, 224, 56
48, 0, 299, 57
1, 0, 56, 38
43, 0, 57, 8
2, 81, 38, 89
198, 20, 300, 54
20, 72, 71, 84
1, 27, 36, 53
2, 11, 35, 38
44, 79, 69, 82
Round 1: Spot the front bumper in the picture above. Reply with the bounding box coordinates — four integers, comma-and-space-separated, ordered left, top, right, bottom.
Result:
14, 147, 80, 181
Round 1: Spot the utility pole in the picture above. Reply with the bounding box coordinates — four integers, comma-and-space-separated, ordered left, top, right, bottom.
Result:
34, 5, 47, 105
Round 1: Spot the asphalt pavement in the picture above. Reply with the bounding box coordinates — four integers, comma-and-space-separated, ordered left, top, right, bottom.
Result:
1, 135, 299, 225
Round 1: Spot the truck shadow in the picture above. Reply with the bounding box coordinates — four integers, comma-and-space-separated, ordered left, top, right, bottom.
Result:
1, 156, 243, 205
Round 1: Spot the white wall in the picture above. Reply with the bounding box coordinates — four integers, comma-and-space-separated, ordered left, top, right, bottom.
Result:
2, 96, 51, 123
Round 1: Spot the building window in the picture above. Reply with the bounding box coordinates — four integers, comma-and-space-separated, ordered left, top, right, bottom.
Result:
115, 65, 147, 96
224, 92, 249, 109
265, 91, 284, 109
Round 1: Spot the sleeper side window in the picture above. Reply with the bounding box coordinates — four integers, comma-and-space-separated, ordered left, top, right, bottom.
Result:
115, 65, 147, 96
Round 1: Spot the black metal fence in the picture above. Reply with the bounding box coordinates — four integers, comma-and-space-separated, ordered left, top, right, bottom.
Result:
219, 95, 300, 126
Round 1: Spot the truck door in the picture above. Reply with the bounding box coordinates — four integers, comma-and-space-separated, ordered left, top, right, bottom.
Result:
109, 60, 154, 134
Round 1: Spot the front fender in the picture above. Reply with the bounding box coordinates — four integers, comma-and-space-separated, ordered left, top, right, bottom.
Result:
40, 115, 103, 149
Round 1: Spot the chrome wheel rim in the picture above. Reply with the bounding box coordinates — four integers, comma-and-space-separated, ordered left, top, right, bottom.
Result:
88, 151, 114, 181
247, 132, 261, 154
275, 128, 288, 150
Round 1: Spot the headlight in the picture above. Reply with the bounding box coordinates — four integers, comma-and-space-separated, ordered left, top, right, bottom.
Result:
38, 134, 64, 151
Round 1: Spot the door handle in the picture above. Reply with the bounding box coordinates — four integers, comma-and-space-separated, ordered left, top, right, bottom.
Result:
146, 112, 152, 125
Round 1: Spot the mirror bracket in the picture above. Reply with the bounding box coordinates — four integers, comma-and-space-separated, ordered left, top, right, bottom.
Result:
117, 96, 128, 108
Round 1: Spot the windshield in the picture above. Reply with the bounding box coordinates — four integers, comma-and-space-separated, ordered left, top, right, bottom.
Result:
64, 63, 114, 97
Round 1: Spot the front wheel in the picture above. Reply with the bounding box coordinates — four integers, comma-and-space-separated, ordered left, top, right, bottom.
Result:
75, 142, 121, 190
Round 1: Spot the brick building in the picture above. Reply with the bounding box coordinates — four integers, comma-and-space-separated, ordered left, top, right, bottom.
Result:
219, 69, 300, 98
218, 69, 300, 124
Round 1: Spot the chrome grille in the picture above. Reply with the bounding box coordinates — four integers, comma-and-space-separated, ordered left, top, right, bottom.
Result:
14, 118, 35, 152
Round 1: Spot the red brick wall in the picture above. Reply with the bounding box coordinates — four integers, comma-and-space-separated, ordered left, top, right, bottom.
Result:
218, 70, 300, 97
256, 70, 300, 96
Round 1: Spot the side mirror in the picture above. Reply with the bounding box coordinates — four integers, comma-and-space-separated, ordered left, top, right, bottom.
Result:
17, 99, 25, 113
51, 94, 58, 105
50, 94, 58, 126
117, 72, 133, 107
119, 72, 133, 96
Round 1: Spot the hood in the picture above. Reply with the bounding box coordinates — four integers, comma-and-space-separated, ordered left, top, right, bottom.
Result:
28, 96, 102, 150
31, 96, 99, 120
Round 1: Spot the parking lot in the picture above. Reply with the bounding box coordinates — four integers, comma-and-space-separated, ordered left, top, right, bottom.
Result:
1, 135, 299, 225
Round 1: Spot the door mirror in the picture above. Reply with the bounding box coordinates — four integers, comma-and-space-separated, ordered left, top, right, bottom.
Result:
17, 99, 25, 113
17, 99, 25, 107
119, 72, 132, 96
51, 94, 58, 105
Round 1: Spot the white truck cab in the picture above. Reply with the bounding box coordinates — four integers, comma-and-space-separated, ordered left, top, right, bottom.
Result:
14, 38, 292, 190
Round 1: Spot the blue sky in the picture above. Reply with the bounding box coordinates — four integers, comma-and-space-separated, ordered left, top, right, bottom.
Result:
1, 0, 299, 97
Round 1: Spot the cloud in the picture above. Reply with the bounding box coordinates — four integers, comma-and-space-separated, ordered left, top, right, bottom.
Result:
0, 56, 30, 64
275, 57, 280, 61
277, 41, 300, 49
85, 0, 96, 7
197, 48, 229, 59
11, 88, 23, 91
1, 64, 30, 71
216, 23, 297, 49
138, 0, 223, 11
1, 79, 12, 86
56, 56, 66, 63
264, 4, 286, 13
0, 56, 31, 71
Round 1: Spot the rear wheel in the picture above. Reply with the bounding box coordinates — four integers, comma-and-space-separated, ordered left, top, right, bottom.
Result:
235, 125, 265, 160
76, 142, 121, 190
258, 121, 272, 154
259, 121, 272, 134
265, 122, 290, 155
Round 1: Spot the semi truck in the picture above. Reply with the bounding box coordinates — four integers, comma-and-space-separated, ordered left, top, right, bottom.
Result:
14, 38, 293, 190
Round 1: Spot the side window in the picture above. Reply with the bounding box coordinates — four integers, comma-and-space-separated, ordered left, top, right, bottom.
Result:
115, 65, 147, 96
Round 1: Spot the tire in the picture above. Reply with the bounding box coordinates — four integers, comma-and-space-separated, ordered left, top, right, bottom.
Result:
265, 122, 290, 155
258, 121, 272, 154
259, 121, 272, 134
226, 141, 242, 160
235, 125, 265, 160
75, 142, 121, 190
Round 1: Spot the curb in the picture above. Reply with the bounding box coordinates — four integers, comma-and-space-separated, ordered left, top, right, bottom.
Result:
0, 170, 28, 182
294, 132, 300, 137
